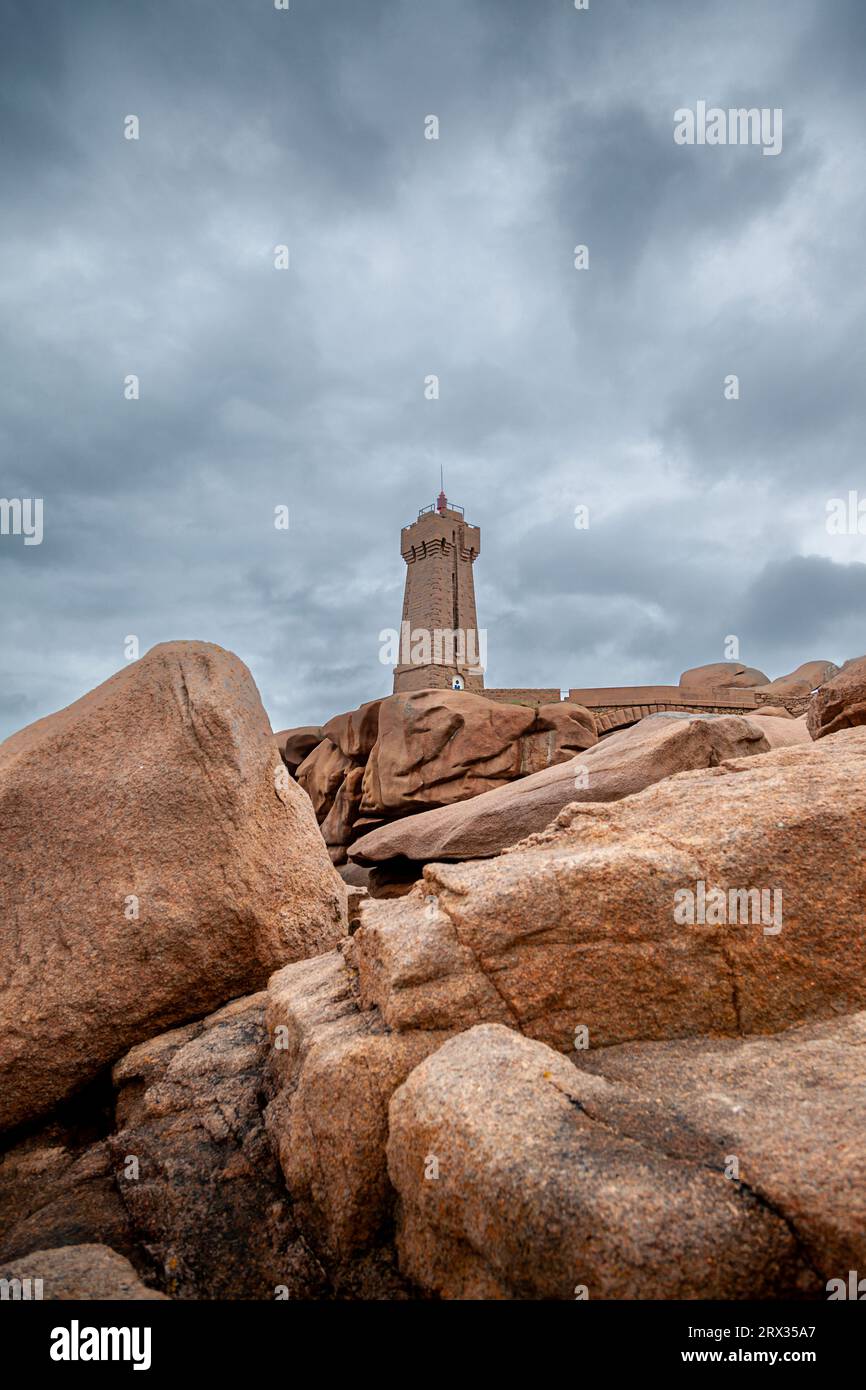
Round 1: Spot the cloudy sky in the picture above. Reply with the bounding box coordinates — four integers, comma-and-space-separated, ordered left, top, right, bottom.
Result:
2, 0, 864, 740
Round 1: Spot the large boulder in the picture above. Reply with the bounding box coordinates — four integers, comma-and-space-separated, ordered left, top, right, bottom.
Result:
293, 708, 381, 858
295, 737, 355, 822
296, 733, 366, 861
755, 660, 838, 699
320, 765, 366, 863
0, 641, 346, 1134
0, 1129, 142, 1270
263, 950, 428, 1297
525, 702, 599, 760
292, 702, 385, 862
0, 1244, 167, 1300
680, 661, 768, 691
387, 1020, 854, 1299
579, 1010, 866, 1284
275, 726, 324, 778
322, 699, 384, 761
109, 993, 326, 1300
807, 656, 866, 739
355, 728, 866, 1052
359, 690, 595, 819
292, 691, 598, 862
350, 712, 806, 866
742, 713, 811, 746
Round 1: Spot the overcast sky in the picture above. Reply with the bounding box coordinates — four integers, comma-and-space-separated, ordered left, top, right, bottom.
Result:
2, 0, 865, 740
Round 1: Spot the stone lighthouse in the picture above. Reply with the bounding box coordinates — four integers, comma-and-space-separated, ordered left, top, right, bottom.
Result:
393, 486, 484, 693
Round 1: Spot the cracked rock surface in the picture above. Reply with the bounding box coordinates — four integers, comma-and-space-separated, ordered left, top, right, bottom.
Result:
578, 1009, 866, 1283
355, 728, 866, 1052
110, 993, 327, 1300
263, 950, 436, 1296
387, 1022, 853, 1299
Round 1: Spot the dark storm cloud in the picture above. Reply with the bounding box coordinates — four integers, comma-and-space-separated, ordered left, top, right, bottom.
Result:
1, 0, 864, 738
738, 555, 866, 651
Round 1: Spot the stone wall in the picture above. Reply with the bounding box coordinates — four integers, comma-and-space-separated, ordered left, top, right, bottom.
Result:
483, 688, 562, 705
483, 684, 805, 734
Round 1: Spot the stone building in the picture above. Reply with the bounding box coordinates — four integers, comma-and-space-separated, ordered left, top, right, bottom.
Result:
393, 489, 484, 693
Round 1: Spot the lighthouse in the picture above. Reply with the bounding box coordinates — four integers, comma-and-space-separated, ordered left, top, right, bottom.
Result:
393, 486, 483, 693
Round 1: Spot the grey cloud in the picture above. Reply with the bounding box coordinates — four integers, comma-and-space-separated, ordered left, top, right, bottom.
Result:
1, 0, 864, 738
737, 554, 866, 653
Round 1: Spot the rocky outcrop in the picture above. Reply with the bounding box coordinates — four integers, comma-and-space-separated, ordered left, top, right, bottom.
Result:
263, 728, 866, 1283
296, 736, 356, 821
275, 726, 324, 777
745, 713, 810, 745
293, 700, 386, 862
322, 700, 384, 762
523, 701, 600, 761
350, 711, 807, 867
807, 656, 866, 739
3, 642, 861, 1305
0, 1244, 167, 1300
355, 729, 866, 1054
388, 1019, 859, 1299
263, 950, 429, 1297
360, 692, 596, 821
578, 1010, 866, 1284
320, 766, 366, 860
0, 641, 346, 1135
755, 660, 838, 699
0, 1130, 141, 1270
295, 690, 597, 865
108, 993, 326, 1301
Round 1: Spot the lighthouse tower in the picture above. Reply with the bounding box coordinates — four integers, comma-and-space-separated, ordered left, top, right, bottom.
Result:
393, 486, 484, 693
